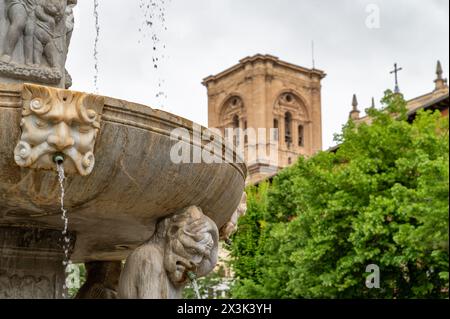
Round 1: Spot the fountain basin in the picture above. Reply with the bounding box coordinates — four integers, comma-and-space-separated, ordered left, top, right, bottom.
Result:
0, 83, 247, 263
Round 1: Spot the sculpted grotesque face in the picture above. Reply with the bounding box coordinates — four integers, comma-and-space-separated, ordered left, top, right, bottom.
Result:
14, 84, 104, 176
163, 206, 219, 286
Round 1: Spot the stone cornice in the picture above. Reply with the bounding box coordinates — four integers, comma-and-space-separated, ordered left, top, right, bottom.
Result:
202, 54, 326, 86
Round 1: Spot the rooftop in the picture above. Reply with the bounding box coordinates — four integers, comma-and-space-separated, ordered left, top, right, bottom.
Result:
202, 54, 326, 86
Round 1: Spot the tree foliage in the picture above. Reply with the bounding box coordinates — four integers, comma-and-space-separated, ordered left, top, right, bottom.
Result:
230, 91, 449, 299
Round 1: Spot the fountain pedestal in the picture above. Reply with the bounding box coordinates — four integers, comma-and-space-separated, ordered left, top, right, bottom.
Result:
0, 227, 72, 299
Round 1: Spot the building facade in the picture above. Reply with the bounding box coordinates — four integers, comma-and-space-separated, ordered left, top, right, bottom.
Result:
203, 54, 326, 184
350, 61, 449, 124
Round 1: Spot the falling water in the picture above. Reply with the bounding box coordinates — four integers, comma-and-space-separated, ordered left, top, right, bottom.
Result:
187, 271, 202, 299
191, 279, 202, 300
138, 0, 170, 109
93, 0, 100, 93
57, 163, 71, 299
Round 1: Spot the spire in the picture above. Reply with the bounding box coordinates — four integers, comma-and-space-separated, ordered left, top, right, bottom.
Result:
371, 97, 376, 109
350, 94, 360, 120
434, 60, 448, 91
352, 94, 358, 110
436, 60, 443, 79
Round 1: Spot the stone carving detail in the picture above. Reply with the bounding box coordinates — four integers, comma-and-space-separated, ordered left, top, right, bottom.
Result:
0, 274, 52, 299
219, 192, 247, 241
118, 206, 219, 299
0, 0, 77, 87
75, 261, 122, 299
14, 83, 104, 176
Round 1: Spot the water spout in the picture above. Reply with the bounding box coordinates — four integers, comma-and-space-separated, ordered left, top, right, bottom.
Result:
53, 153, 65, 165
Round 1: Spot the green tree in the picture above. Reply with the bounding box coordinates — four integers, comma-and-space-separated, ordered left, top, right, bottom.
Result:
230, 91, 449, 299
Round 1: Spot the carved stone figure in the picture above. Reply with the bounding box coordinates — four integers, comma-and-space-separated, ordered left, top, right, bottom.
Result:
14, 83, 104, 175
219, 192, 247, 241
118, 206, 219, 299
0, 0, 37, 64
75, 261, 122, 299
0, 0, 75, 87
64, 0, 76, 50
0, 275, 52, 299
28, 0, 65, 67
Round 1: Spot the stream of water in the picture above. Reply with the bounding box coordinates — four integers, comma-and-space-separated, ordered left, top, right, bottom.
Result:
93, 0, 100, 94
187, 271, 202, 299
138, 0, 170, 109
191, 278, 202, 300
57, 163, 71, 299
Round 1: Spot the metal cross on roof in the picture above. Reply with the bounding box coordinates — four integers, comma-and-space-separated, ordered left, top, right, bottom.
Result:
390, 63, 403, 94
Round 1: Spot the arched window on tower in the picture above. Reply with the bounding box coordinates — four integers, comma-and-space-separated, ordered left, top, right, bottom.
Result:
285, 112, 292, 145
298, 125, 304, 147
273, 119, 279, 141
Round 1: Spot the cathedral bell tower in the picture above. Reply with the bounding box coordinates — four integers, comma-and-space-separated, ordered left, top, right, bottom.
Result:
203, 54, 326, 184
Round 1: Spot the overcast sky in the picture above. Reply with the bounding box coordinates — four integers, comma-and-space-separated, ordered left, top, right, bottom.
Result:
67, 0, 449, 149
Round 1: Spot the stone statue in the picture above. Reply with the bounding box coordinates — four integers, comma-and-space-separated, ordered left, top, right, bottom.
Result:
219, 192, 247, 242
0, 0, 37, 64
28, 0, 65, 68
64, 0, 76, 50
14, 83, 104, 176
0, 0, 75, 87
118, 206, 219, 299
75, 262, 122, 299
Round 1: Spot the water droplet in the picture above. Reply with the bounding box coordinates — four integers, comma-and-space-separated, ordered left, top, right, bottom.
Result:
93, 0, 100, 93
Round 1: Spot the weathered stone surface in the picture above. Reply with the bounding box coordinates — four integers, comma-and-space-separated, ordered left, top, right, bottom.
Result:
0, 83, 247, 264
0, 0, 76, 88
75, 261, 122, 299
119, 206, 219, 299
219, 192, 247, 241
0, 226, 75, 299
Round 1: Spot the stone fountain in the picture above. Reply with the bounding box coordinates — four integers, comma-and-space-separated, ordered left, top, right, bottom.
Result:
0, 0, 246, 299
